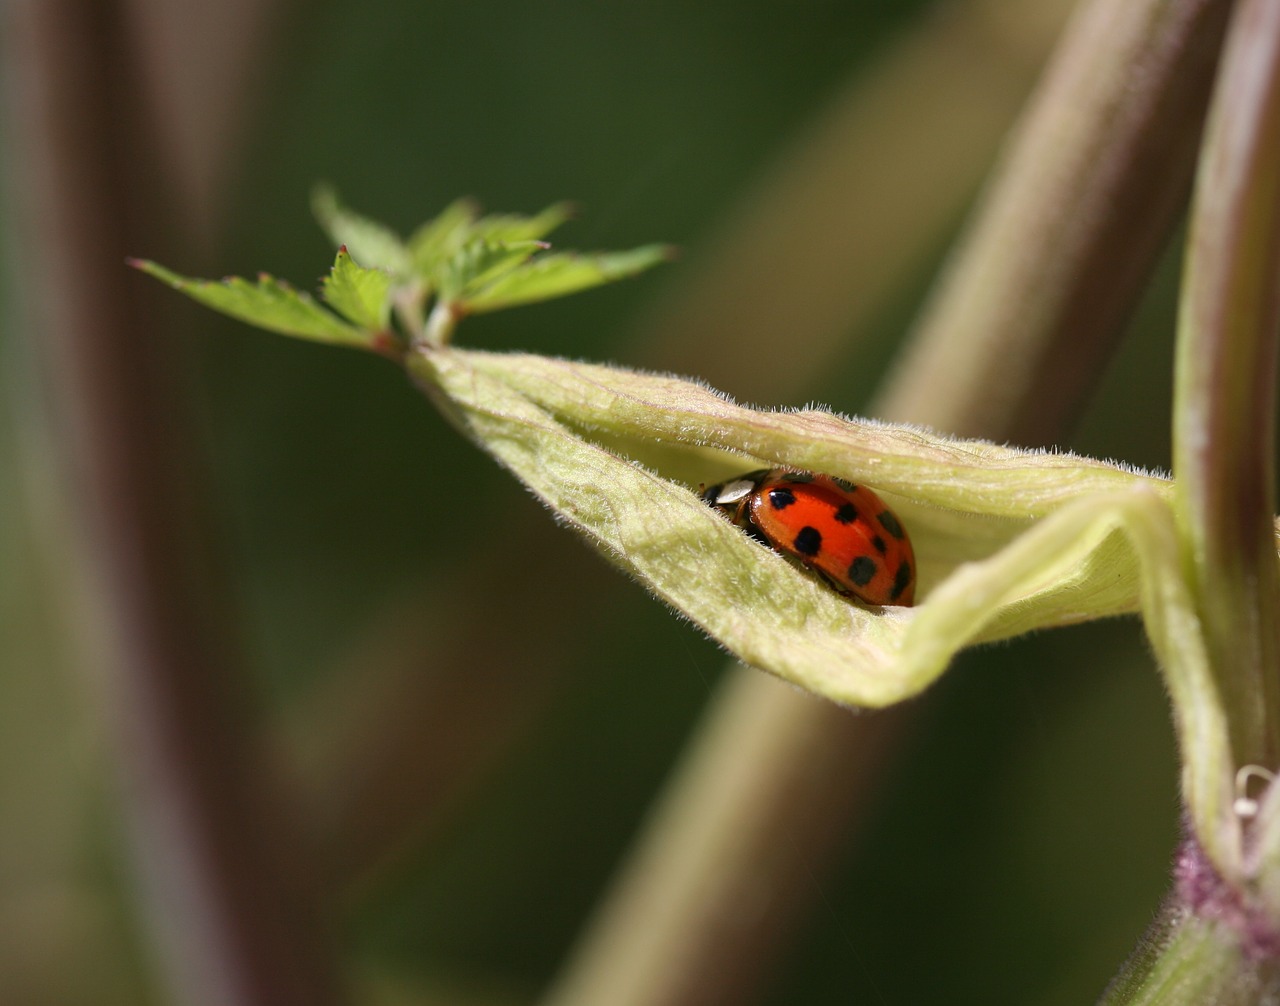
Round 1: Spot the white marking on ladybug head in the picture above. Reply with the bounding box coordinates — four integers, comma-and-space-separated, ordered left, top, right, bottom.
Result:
714, 479, 756, 505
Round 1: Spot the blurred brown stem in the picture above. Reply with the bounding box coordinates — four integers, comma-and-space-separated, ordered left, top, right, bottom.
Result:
4, 3, 343, 1004
881, 0, 1233, 439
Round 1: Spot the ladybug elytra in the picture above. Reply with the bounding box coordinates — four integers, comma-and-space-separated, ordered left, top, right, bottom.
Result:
701, 468, 916, 606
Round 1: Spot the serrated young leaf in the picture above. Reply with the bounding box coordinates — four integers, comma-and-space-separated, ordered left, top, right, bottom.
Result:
321, 247, 392, 330
460, 245, 672, 313
130, 259, 368, 346
408, 198, 480, 276
436, 239, 545, 303
312, 186, 411, 275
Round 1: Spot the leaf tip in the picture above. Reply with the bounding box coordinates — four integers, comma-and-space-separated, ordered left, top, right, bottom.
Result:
311, 181, 338, 208
551, 199, 581, 220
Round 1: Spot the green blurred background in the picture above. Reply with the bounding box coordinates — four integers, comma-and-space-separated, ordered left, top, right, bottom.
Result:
2, 1, 1181, 1003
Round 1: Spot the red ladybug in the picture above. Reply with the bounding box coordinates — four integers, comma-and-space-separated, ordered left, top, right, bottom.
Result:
701, 468, 916, 606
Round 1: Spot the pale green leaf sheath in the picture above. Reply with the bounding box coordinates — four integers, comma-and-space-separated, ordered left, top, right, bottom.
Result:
409, 352, 1228, 778
409, 346, 1259, 872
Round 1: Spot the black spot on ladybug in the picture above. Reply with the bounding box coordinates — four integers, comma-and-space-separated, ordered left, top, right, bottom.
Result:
832, 476, 858, 493
834, 503, 858, 524
848, 555, 877, 586
786, 472, 816, 483
891, 560, 912, 601
871, 535, 886, 554
793, 526, 822, 556
768, 487, 797, 510
877, 509, 905, 540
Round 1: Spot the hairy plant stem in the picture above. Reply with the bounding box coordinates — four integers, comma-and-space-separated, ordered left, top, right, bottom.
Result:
1100, 904, 1279, 1005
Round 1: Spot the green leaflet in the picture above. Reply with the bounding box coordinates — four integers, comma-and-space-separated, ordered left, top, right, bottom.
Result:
460, 246, 673, 314
407, 198, 483, 276
467, 203, 574, 245
129, 259, 368, 347
436, 238, 548, 303
321, 248, 393, 330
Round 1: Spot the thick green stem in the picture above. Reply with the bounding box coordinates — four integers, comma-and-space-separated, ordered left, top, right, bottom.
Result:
1173, 0, 1280, 789
1101, 911, 1275, 1005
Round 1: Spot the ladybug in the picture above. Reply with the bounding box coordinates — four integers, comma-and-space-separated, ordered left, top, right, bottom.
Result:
701, 468, 916, 606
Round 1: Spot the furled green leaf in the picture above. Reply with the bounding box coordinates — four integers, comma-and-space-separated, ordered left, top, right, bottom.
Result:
130, 259, 368, 346
414, 348, 1173, 629
408, 346, 1258, 874
321, 247, 392, 330
460, 245, 672, 313
312, 186, 411, 275
450, 350, 1170, 522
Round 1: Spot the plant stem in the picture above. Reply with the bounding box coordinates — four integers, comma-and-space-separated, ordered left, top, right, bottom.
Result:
1172, 0, 1280, 790
423, 298, 460, 347
1100, 906, 1276, 1006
